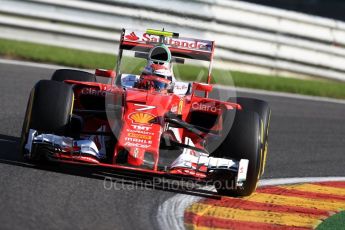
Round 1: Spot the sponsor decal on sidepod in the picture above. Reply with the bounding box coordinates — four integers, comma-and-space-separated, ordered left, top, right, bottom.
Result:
192, 102, 220, 113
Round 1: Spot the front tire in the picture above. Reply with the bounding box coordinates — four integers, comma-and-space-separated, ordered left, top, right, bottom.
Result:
211, 110, 261, 197
20, 80, 74, 162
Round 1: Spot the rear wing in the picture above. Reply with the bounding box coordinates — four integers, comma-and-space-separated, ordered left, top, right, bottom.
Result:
119, 29, 215, 62
115, 28, 215, 87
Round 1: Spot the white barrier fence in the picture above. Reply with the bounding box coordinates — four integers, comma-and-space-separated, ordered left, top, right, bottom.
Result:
1, 0, 345, 81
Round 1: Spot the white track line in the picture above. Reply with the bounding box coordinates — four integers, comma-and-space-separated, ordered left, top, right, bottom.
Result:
2, 58, 345, 104
0, 58, 69, 70
157, 193, 203, 230
259, 177, 345, 186
157, 177, 345, 230
0, 59, 92, 72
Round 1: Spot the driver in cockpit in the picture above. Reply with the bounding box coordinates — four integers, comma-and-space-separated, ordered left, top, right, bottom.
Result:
135, 44, 175, 92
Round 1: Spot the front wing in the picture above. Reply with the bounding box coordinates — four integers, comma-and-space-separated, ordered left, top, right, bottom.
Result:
25, 129, 249, 186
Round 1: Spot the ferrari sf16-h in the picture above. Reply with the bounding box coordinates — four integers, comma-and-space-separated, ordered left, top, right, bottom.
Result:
21, 29, 271, 196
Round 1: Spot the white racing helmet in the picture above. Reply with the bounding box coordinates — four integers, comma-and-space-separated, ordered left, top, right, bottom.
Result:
142, 45, 174, 82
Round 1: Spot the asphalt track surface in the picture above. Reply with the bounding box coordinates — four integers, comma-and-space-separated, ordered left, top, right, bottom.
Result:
0, 62, 344, 230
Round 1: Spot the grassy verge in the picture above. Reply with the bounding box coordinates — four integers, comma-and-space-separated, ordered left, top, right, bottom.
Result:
177, 66, 345, 99
0, 38, 116, 69
316, 211, 345, 230
1, 38, 345, 99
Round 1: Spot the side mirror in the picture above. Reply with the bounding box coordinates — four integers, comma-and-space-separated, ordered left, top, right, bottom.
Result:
171, 57, 185, 64
134, 52, 149, 59
95, 69, 116, 78
192, 82, 213, 93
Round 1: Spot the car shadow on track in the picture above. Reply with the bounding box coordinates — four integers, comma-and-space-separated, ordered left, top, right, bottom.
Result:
0, 134, 221, 199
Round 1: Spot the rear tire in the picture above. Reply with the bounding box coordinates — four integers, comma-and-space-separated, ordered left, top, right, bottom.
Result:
211, 110, 261, 197
20, 80, 74, 162
51, 69, 96, 82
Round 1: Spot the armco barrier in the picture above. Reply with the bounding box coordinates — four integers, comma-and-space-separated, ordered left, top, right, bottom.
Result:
1, 0, 345, 81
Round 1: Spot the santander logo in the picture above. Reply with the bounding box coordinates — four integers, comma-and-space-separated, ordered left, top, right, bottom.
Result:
125, 32, 139, 41
124, 31, 210, 51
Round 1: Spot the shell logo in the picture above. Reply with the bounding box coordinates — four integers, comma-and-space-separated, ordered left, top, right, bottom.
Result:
129, 112, 155, 125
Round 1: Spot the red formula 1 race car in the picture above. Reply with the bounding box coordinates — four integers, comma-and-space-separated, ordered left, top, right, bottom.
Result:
20, 29, 271, 197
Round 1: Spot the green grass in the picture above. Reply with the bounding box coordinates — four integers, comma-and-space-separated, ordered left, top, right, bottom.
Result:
175, 64, 345, 99
0, 38, 116, 69
316, 211, 345, 230
2, 38, 345, 99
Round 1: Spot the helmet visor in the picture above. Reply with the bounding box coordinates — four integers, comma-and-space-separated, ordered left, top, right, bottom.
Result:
152, 80, 169, 91
149, 46, 171, 62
